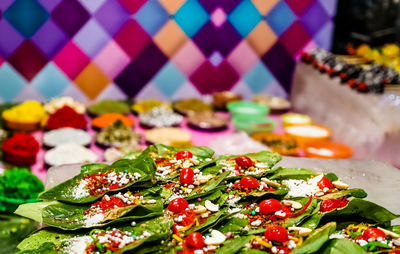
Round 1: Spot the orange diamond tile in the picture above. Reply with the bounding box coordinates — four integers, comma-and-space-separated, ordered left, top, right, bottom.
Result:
251, 0, 279, 15
74, 62, 110, 99
246, 21, 277, 56
158, 0, 186, 14
154, 20, 188, 57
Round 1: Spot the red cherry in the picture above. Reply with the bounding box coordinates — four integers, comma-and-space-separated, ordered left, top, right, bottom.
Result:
175, 151, 193, 160
317, 176, 333, 190
186, 232, 205, 249
168, 198, 188, 213
180, 168, 194, 185
239, 176, 259, 189
264, 226, 289, 242
235, 156, 255, 168
362, 228, 386, 240
259, 199, 283, 215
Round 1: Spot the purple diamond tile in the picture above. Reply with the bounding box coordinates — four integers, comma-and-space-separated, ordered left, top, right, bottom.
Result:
31, 19, 68, 58
301, 1, 329, 36
80, 0, 106, 13
38, 0, 62, 12
73, 19, 110, 58
95, 0, 129, 36
262, 42, 295, 92
209, 51, 223, 67
0, 20, 24, 58
314, 21, 334, 50
318, 0, 337, 17
115, 43, 168, 97
280, 21, 311, 56
0, 0, 13, 11
286, 0, 315, 15
190, 61, 239, 94
198, 0, 241, 13
52, 0, 89, 37
193, 21, 241, 57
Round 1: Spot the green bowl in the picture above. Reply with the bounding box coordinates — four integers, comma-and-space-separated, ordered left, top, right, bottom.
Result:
227, 101, 269, 117
232, 115, 277, 134
0, 195, 39, 213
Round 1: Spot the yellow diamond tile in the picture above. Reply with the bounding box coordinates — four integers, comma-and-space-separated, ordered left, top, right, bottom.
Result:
246, 21, 277, 56
74, 62, 110, 99
154, 20, 188, 57
158, 0, 186, 14
251, 0, 279, 15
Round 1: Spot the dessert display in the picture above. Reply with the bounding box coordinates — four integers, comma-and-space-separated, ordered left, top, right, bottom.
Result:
43, 127, 92, 148
212, 91, 242, 110
44, 144, 98, 167
92, 113, 133, 130
139, 107, 183, 128
2, 133, 39, 165
253, 94, 291, 114
252, 132, 299, 156
15, 146, 399, 254
44, 96, 85, 115
145, 127, 192, 146
96, 120, 140, 148
0, 168, 44, 212
2, 101, 45, 132
46, 106, 87, 130
88, 100, 130, 116
304, 141, 353, 159
282, 113, 312, 127
186, 111, 229, 131
173, 98, 213, 116
284, 125, 331, 146
132, 99, 170, 114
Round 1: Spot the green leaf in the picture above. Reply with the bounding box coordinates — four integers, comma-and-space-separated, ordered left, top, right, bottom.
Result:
187, 171, 230, 200
291, 222, 336, 254
39, 155, 155, 203
216, 235, 252, 254
320, 239, 367, 254
217, 218, 249, 234
17, 228, 76, 251
187, 207, 231, 234
283, 197, 319, 228
17, 242, 58, 254
323, 198, 399, 224
319, 189, 367, 200
270, 167, 317, 180
300, 212, 325, 230
80, 163, 109, 174
324, 173, 339, 182
15, 201, 58, 223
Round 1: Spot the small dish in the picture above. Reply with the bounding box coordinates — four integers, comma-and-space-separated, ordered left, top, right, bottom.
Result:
227, 101, 269, 118
232, 115, 277, 134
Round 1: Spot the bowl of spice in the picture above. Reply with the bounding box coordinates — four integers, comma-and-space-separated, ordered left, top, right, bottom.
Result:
43, 127, 92, 149
186, 111, 229, 132
0, 168, 44, 212
2, 101, 46, 132
45, 106, 87, 130
139, 107, 183, 128
44, 96, 85, 115
88, 100, 130, 117
232, 115, 277, 134
212, 91, 242, 111
282, 113, 311, 127
227, 101, 269, 118
284, 124, 331, 147
253, 94, 291, 114
44, 143, 98, 167
172, 98, 213, 116
132, 99, 170, 115
251, 132, 299, 156
96, 120, 140, 148
145, 127, 192, 146
92, 113, 134, 131
2, 133, 39, 165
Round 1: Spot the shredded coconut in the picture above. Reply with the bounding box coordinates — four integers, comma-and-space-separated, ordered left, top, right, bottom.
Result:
63, 236, 93, 254
84, 213, 104, 227
72, 179, 90, 199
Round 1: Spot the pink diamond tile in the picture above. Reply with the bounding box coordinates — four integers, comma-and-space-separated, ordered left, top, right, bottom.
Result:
94, 40, 131, 79
211, 7, 226, 28
172, 40, 205, 76
263, 79, 288, 98
64, 83, 90, 103
172, 81, 202, 100
231, 80, 254, 100
96, 83, 128, 100
0, 56, 3, 67
14, 85, 46, 102
135, 82, 167, 101
53, 41, 90, 79
227, 40, 258, 76
80, 0, 106, 13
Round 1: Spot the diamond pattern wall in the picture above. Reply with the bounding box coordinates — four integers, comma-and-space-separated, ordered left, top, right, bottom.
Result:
0, 0, 337, 102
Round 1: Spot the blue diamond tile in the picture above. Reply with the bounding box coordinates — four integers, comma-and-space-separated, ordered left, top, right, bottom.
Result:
0, 63, 26, 101
4, 0, 49, 38
153, 62, 185, 97
209, 51, 224, 67
175, 0, 209, 38
243, 61, 275, 93
73, 19, 110, 58
135, 0, 169, 36
265, 1, 296, 36
31, 63, 69, 99
228, 0, 261, 37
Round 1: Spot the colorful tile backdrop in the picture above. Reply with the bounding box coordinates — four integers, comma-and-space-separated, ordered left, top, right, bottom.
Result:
0, 0, 337, 103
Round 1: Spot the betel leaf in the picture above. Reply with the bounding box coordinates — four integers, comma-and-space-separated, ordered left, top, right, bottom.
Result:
291, 222, 336, 254
324, 173, 339, 182
17, 228, 77, 252
216, 235, 252, 254
41, 197, 163, 230
269, 167, 318, 180
283, 197, 319, 228
319, 189, 367, 200
300, 212, 325, 230
216, 151, 281, 168
186, 171, 231, 200
39, 155, 155, 203
323, 198, 399, 224
187, 207, 230, 235
217, 217, 249, 234
320, 238, 367, 254
388, 225, 400, 234
239, 250, 266, 254
17, 242, 58, 254
15, 201, 58, 223
143, 144, 215, 160
80, 163, 109, 174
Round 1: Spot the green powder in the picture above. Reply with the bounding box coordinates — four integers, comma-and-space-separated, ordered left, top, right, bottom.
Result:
88, 100, 130, 115
0, 168, 44, 200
